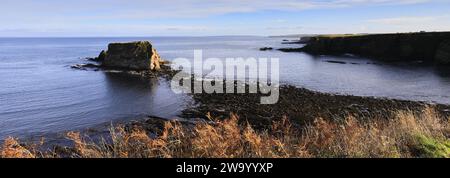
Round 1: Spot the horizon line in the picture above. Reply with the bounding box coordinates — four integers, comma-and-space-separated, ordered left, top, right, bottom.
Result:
1, 30, 448, 38
0, 35, 269, 38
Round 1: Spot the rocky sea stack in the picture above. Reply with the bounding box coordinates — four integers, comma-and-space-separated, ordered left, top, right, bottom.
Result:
95, 41, 163, 70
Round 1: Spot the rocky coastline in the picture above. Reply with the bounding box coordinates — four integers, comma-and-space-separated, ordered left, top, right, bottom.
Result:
10, 39, 450, 157
181, 83, 450, 130
279, 32, 450, 65
69, 40, 450, 131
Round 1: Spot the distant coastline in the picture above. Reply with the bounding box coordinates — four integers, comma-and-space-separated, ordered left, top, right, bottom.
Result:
279, 31, 450, 65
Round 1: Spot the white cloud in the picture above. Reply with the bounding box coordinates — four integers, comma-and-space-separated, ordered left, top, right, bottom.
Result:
1, 0, 435, 20
363, 15, 450, 33
0, 0, 445, 36
368, 16, 440, 26
98, 0, 435, 19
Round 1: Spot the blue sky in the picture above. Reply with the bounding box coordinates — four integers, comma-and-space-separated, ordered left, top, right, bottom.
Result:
1, 0, 450, 37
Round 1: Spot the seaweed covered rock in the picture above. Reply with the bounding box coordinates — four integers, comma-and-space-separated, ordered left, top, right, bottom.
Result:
102, 41, 162, 70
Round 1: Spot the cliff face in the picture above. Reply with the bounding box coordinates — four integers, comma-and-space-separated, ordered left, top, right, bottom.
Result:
101, 41, 163, 70
435, 39, 450, 65
301, 32, 450, 64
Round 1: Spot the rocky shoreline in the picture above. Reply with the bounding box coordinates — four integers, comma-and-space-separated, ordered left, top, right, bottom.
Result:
17, 73, 450, 156
68, 56, 450, 137
68, 40, 450, 132
278, 32, 450, 65
180, 84, 450, 130
7, 38, 447, 157
40, 71, 450, 151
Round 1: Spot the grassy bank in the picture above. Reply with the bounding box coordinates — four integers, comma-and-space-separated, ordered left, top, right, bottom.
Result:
1, 107, 449, 158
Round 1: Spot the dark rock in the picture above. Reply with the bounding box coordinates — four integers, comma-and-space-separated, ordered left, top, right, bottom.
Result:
260, 47, 274, 51
71, 63, 100, 70
85, 57, 96, 61
87, 50, 107, 62
102, 41, 162, 70
435, 39, 450, 65
278, 48, 303, 52
326, 60, 347, 64
182, 83, 450, 130
97, 50, 107, 62
294, 32, 450, 65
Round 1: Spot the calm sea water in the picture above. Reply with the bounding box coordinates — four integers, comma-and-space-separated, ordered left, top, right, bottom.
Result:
1, 36, 450, 139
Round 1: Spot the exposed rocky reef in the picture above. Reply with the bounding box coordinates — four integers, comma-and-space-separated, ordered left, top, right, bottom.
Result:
259, 47, 273, 51
182, 84, 450, 129
279, 32, 450, 65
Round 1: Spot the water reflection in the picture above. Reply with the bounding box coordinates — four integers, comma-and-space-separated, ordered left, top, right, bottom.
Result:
102, 72, 186, 120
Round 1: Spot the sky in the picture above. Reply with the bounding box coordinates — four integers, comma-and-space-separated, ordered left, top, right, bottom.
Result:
1, 0, 450, 37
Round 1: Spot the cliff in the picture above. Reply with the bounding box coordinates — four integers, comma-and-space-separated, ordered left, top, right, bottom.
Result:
290, 32, 450, 65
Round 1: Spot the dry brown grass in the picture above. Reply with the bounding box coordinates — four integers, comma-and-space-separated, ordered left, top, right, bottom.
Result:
0, 137, 35, 158
1, 108, 450, 158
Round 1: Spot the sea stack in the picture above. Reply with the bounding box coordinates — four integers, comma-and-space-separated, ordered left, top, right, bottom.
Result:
100, 41, 163, 70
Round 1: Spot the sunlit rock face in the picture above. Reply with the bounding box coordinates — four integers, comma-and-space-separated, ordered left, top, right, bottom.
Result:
150, 47, 162, 70
101, 41, 162, 70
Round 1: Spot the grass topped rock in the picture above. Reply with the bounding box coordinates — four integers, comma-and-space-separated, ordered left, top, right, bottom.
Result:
100, 41, 163, 70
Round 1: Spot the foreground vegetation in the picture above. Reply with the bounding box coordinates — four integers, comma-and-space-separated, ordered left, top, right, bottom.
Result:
1, 108, 450, 158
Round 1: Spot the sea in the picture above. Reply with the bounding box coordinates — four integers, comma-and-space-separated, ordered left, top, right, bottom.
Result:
1, 36, 450, 139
